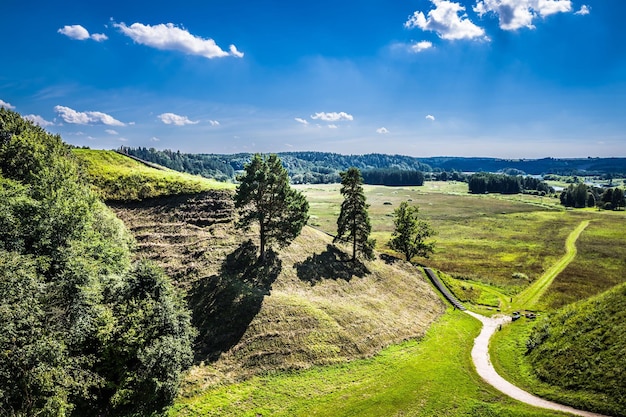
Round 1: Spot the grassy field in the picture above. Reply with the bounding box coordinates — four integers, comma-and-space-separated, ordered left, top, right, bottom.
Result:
171, 310, 568, 417
74, 149, 233, 200
297, 182, 626, 309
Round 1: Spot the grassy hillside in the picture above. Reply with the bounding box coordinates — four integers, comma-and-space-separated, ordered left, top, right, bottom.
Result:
110, 194, 446, 395
491, 283, 626, 416
74, 149, 233, 201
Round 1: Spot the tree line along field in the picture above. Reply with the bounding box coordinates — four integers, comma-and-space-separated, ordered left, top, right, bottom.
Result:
296, 182, 626, 308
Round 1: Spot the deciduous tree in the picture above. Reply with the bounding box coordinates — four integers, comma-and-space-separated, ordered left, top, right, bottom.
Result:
388, 201, 436, 262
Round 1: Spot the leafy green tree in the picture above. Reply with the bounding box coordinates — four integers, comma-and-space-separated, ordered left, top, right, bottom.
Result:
334, 167, 375, 261
234, 154, 309, 261
389, 201, 436, 262
612, 188, 625, 210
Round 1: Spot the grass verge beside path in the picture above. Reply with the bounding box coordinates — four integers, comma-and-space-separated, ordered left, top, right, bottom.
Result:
513, 220, 590, 311
171, 311, 566, 417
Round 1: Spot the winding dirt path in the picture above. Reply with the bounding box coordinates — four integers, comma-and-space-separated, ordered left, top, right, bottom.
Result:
466, 311, 610, 417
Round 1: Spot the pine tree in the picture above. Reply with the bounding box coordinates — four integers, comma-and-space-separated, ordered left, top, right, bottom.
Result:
234, 153, 309, 261
334, 167, 375, 261
389, 201, 436, 262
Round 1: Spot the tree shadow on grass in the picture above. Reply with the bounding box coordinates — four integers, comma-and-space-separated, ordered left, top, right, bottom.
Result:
188, 239, 282, 362
294, 244, 369, 285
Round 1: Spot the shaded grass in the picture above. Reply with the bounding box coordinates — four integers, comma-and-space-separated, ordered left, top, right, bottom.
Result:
74, 149, 233, 200
171, 311, 567, 417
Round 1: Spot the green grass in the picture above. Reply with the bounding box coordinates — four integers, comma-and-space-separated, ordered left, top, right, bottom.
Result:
171, 311, 567, 417
74, 149, 233, 200
490, 284, 626, 416
512, 220, 590, 311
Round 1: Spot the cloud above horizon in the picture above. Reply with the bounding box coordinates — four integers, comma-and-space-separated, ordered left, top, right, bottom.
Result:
376, 127, 389, 134
58, 24, 108, 41
24, 114, 54, 127
0, 99, 15, 109
311, 111, 354, 122
114, 22, 243, 59
405, 0, 486, 40
295, 117, 309, 125
426, 114, 436, 121
411, 40, 433, 52
158, 112, 199, 125
54, 105, 125, 126
575, 5, 590, 15
473, 0, 573, 30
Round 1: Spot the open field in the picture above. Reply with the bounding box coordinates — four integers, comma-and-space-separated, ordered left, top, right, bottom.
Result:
171, 311, 567, 417
297, 182, 626, 307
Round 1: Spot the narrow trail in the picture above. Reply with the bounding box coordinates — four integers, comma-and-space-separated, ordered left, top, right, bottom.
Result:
425, 221, 611, 416
513, 220, 590, 311
466, 311, 610, 417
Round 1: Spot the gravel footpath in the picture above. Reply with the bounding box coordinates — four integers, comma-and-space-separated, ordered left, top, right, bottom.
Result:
465, 311, 611, 417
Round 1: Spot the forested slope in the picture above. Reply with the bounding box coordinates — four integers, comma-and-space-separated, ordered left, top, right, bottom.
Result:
0, 109, 195, 416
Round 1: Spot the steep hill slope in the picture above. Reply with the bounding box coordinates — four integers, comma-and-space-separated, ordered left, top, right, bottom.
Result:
110, 193, 445, 393
74, 149, 232, 200
525, 282, 626, 415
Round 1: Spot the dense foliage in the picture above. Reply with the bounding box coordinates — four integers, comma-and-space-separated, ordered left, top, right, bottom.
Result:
525, 283, 626, 416
334, 167, 375, 261
468, 173, 553, 195
234, 153, 309, 260
559, 183, 625, 210
0, 109, 195, 416
388, 202, 435, 262
361, 169, 425, 186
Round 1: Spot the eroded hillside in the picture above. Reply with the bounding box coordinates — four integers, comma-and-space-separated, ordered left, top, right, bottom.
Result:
110, 191, 445, 393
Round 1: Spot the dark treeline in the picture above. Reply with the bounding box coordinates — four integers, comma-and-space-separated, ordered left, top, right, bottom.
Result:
468, 173, 554, 195
361, 169, 425, 186
560, 183, 626, 210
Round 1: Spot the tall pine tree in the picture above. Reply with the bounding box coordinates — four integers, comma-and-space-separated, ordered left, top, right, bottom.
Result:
334, 167, 375, 261
389, 201, 436, 262
234, 154, 309, 261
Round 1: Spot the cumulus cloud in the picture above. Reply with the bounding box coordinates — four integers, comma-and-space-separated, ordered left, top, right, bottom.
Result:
405, 0, 487, 40
575, 5, 590, 15
209, 120, 220, 126
411, 40, 434, 52
0, 99, 15, 109
58, 24, 108, 41
158, 112, 199, 126
150, 136, 160, 142
24, 114, 54, 127
376, 127, 389, 134
54, 105, 125, 126
328, 124, 338, 129
105, 129, 119, 135
473, 0, 572, 30
426, 114, 436, 121
294, 117, 309, 125
311, 111, 354, 122
114, 22, 243, 59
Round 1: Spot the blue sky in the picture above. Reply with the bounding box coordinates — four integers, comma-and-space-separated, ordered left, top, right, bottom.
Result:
1, 0, 625, 158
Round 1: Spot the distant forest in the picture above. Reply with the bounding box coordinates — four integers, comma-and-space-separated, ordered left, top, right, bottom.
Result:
119, 147, 626, 184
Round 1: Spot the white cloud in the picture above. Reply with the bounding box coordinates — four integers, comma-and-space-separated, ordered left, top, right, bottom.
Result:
150, 136, 160, 142
117, 137, 128, 142
377, 127, 389, 134
426, 114, 436, 121
114, 22, 243, 59
575, 5, 590, 15
474, 0, 572, 30
54, 105, 125, 126
328, 124, 338, 129
405, 0, 487, 40
58, 24, 107, 41
24, 114, 54, 127
158, 112, 199, 126
209, 120, 220, 126
0, 99, 15, 109
295, 117, 309, 125
105, 129, 119, 135
311, 111, 354, 122
411, 40, 434, 52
